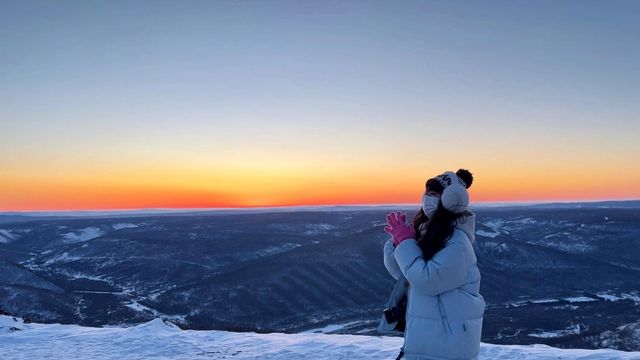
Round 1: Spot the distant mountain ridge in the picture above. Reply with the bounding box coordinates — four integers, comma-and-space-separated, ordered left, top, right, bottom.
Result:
2, 199, 639, 219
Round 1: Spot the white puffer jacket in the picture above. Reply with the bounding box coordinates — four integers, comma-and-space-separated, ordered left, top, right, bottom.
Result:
382, 211, 485, 360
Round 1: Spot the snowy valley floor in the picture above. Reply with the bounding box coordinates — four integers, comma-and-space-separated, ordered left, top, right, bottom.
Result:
1, 316, 639, 359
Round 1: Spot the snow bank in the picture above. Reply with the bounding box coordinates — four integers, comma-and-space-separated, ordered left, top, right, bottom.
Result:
112, 223, 139, 230
476, 230, 500, 238
303, 223, 336, 235
62, 227, 104, 243
0, 229, 17, 243
563, 296, 598, 303
1, 315, 638, 359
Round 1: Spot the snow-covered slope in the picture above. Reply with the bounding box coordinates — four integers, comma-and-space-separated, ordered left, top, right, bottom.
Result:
1, 316, 638, 359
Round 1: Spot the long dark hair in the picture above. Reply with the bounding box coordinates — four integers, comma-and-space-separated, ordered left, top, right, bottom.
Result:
412, 202, 463, 260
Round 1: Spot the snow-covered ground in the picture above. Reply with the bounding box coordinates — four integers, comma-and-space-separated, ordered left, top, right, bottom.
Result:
476, 229, 500, 238
62, 227, 104, 243
1, 315, 639, 359
507, 292, 640, 308
112, 223, 139, 230
0, 228, 22, 243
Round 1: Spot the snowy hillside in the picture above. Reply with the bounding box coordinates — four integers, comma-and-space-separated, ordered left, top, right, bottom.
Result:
1, 204, 640, 350
1, 315, 638, 360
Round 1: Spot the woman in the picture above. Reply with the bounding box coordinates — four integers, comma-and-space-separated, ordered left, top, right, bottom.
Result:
382, 169, 485, 360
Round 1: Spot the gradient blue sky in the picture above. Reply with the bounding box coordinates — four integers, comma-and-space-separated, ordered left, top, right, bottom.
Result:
1, 1, 639, 210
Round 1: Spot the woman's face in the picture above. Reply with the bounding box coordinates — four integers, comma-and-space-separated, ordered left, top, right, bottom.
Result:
422, 187, 442, 217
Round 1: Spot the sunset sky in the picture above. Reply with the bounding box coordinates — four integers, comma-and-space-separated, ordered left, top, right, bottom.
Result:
1, 1, 639, 211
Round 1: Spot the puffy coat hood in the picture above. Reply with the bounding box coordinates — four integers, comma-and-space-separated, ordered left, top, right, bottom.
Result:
454, 210, 476, 243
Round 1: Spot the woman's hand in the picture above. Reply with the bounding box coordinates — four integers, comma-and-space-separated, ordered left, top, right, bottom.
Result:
385, 212, 406, 245
384, 211, 416, 246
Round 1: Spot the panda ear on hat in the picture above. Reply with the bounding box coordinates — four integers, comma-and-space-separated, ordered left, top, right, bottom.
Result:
455, 169, 473, 189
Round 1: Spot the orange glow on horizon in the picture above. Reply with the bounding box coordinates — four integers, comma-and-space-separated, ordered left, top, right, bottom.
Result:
2, 173, 639, 212
2, 157, 640, 212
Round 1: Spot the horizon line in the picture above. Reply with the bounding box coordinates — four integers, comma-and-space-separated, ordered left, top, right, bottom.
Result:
2, 198, 639, 216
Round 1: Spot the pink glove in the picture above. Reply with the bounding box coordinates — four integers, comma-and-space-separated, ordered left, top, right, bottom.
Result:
384, 211, 406, 245
384, 211, 416, 246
